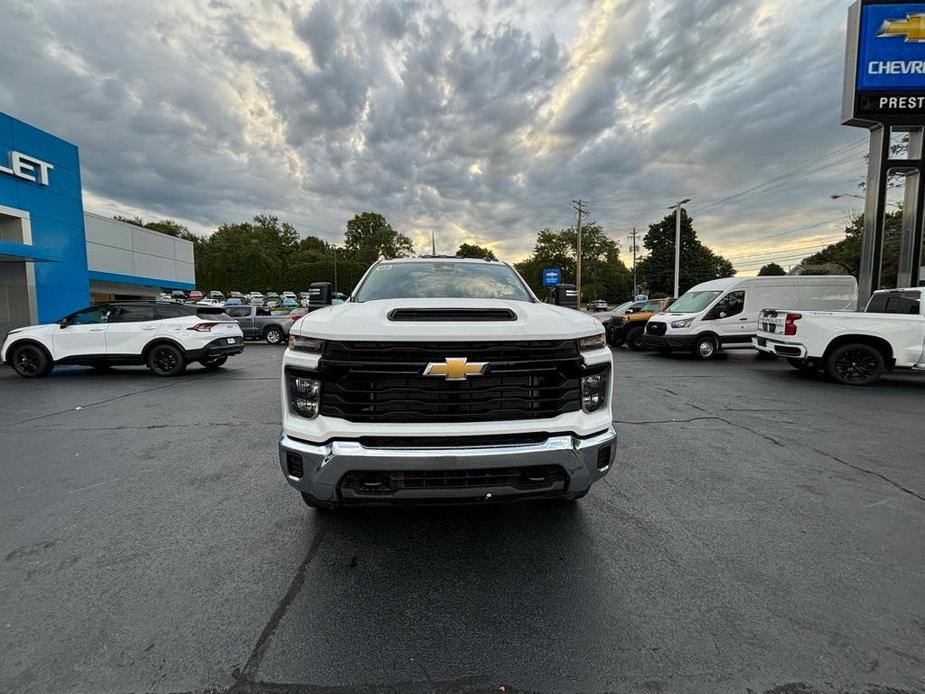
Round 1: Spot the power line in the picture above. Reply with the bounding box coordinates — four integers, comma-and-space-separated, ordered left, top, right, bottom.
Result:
723, 239, 845, 262
692, 139, 869, 216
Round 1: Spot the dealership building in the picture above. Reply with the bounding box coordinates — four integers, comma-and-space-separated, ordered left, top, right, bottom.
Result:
0, 111, 195, 336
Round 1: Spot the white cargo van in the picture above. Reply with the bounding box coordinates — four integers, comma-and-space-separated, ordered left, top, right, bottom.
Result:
642, 276, 857, 359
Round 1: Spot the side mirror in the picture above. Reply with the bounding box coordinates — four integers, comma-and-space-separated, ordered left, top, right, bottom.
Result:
58, 319, 68, 329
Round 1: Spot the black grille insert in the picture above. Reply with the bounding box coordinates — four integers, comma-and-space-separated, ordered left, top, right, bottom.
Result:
646, 322, 666, 336
318, 340, 582, 423
387, 308, 517, 322
339, 465, 567, 495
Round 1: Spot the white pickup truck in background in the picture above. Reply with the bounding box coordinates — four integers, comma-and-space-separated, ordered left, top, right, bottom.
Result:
753, 288, 925, 385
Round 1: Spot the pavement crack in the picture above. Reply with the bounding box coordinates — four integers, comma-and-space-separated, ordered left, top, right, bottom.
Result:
237, 520, 331, 682
2, 382, 178, 427
614, 415, 783, 447
811, 447, 925, 503
39, 422, 280, 431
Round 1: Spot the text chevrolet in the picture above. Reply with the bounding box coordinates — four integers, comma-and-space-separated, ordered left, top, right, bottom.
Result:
278, 257, 617, 509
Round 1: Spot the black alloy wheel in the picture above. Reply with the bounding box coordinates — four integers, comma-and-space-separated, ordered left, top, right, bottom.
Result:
12, 344, 52, 378
825, 343, 884, 386
147, 344, 185, 377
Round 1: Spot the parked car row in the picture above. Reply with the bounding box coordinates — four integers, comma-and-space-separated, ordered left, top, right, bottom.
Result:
159, 289, 304, 309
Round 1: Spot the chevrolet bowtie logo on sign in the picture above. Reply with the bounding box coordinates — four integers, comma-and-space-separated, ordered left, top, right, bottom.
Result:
878, 13, 925, 42
422, 357, 488, 381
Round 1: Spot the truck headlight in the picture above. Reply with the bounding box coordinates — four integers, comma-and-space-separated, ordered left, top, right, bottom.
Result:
287, 371, 321, 418
578, 333, 606, 351
581, 369, 608, 413
289, 335, 324, 352
671, 318, 694, 329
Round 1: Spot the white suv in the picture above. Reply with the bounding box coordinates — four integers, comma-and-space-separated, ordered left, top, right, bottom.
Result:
1, 301, 244, 378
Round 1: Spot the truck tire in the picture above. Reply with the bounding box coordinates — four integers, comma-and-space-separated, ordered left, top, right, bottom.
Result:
264, 326, 284, 345
146, 343, 186, 377
692, 334, 718, 360
625, 325, 646, 351
11, 343, 53, 378
824, 343, 884, 386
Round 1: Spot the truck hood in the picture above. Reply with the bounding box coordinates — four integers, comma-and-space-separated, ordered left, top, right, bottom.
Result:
292, 298, 603, 341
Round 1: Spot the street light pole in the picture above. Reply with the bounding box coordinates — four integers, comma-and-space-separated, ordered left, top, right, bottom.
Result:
668, 198, 691, 298
831, 193, 901, 208
333, 245, 338, 293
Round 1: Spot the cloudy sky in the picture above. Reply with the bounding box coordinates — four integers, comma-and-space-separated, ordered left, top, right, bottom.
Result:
1, 0, 874, 273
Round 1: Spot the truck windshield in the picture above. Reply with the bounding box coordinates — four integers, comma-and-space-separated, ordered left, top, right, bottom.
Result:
666, 290, 722, 313
354, 261, 533, 302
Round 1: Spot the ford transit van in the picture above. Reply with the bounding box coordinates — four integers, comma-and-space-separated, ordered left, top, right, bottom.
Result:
642, 276, 857, 359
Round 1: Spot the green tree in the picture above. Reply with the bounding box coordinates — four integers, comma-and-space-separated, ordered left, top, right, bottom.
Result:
799, 211, 902, 286
514, 223, 632, 303
194, 215, 302, 292
344, 212, 413, 266
636, 210, 735, 295
456, 242, 497, 260
758, 262, 787, 276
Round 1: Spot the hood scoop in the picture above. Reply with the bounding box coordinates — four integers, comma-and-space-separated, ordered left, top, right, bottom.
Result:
387, 307, 517, 322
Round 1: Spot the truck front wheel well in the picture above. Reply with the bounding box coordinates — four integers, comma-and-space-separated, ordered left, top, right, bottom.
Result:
823, 335, 895, 370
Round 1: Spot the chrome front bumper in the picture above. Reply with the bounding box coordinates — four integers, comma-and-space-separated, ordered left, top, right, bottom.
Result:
278, 427, 617, 507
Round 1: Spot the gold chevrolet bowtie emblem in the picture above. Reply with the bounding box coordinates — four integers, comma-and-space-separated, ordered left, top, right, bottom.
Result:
878, 14, 925, 42
422, 357, 488, 381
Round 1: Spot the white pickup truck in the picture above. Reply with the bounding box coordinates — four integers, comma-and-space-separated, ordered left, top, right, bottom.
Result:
278, 257, 616, 510
753, 288, 925, 385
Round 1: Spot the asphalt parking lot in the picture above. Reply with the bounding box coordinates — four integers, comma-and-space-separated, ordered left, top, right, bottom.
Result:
0, 345, 923, 694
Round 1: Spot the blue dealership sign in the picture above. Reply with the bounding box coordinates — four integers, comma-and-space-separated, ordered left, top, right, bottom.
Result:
858, 3, 925, 91
844, 1, 925, 123
542, 267, 561, 286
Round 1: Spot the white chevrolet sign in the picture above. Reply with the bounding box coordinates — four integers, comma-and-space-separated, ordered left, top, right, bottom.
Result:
0, 150, 54, 185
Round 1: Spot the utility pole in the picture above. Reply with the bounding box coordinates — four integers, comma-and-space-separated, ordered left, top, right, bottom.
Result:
573, 199, 586, 309
431, 230, 436, 256
626, 227, 638, 296
667, 198, 691, 298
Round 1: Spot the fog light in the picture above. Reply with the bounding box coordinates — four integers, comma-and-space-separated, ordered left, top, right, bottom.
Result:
288, 372, 321, 418
581, 371, 607, 413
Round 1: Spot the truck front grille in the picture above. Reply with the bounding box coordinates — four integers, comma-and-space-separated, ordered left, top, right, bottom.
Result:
318, 340, 582, 423
646, 322, 666, 336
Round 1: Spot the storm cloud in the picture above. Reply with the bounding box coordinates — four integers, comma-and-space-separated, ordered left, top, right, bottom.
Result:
0, 0, 867, 271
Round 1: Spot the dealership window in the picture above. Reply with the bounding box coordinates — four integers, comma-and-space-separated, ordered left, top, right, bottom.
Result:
0, 211, 26, 243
